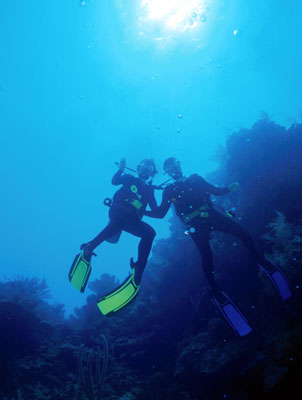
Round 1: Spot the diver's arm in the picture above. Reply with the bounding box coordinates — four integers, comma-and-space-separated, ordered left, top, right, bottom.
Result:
111, 169, 126, 185
202, 178, 231, 196
148, 189, 158, 211
112, 158, 128, 185
144, 190, 171, 218
205, 180, 240, 195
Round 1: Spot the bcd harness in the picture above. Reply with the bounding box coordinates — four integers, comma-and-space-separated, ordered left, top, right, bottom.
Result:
181, 204, 211, 224
103, 184, 143, 211
124, 184, 143, 210
181, 204, 234, 225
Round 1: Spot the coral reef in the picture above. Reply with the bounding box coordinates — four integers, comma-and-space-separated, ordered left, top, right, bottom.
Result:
1, 121, 302, 399
76, 335, 109, 400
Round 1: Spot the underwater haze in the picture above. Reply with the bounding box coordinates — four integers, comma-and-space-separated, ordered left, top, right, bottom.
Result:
1, 0, 301, 316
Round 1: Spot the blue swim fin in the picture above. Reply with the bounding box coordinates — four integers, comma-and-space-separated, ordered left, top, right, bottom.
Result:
258, 263, 292, 301
212, 291, 252, 337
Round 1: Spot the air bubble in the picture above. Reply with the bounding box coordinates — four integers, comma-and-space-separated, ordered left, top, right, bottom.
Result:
233, 28, 242, 37
200, 14, 207, 23
79, 0, 87, 6
178, 114, 183, 119
189, 227, 196, 233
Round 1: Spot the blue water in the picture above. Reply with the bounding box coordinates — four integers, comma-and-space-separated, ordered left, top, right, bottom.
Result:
1, 0, 301, 315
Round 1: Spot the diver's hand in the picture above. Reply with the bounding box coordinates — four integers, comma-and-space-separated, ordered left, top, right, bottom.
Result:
228, 182, 240, 192
115, 158, 126, 171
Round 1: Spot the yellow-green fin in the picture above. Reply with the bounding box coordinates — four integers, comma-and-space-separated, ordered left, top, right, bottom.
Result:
68, 253, 91, 293
97, 273, 140, 316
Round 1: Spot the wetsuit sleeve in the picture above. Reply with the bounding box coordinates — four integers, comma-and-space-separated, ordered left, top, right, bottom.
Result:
111, 170, 130, 185
144, 188, 171, 218
201, 177, 230, 196
148, 189, 158, 211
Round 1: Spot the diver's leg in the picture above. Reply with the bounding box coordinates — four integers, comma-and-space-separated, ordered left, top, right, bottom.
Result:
191, 219, 253, 335
190, 226, 219, 294
81, 204, 131, 260
87, 222, 122, 248
211, 211, 262, 264
81, 220, 122, 261
124, 221, 156, 285
212, 210, 292, 300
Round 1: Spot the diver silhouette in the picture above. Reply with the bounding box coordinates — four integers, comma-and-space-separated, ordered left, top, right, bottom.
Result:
69, 158, 158, 315
144, 157, 292, 336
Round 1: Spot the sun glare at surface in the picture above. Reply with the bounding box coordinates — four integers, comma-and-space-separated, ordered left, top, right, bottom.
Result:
141, 0, 210, 31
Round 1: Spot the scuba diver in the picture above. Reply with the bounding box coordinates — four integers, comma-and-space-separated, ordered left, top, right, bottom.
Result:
69, 158, 158, 316
144, 157, 292, 336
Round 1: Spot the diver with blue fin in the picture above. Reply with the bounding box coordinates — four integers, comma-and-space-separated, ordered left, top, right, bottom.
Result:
144, 157, 292, 336
69, 158, 158, 315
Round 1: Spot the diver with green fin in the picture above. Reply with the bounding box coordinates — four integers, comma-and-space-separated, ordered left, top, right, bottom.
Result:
144, 157, 292, 336
69, 158, 158, 316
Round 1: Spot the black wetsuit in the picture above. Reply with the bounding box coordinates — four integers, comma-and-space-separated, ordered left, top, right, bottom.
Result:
145, 174, 262, 290
88, 170, 157, 271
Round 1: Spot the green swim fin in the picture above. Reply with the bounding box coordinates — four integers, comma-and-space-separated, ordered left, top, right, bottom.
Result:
68, 253, 92, 293
97, 270, 140, 316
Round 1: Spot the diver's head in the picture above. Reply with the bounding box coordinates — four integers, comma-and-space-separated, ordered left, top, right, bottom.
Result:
163, 157, 182, 180
137, 158, 157, 180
